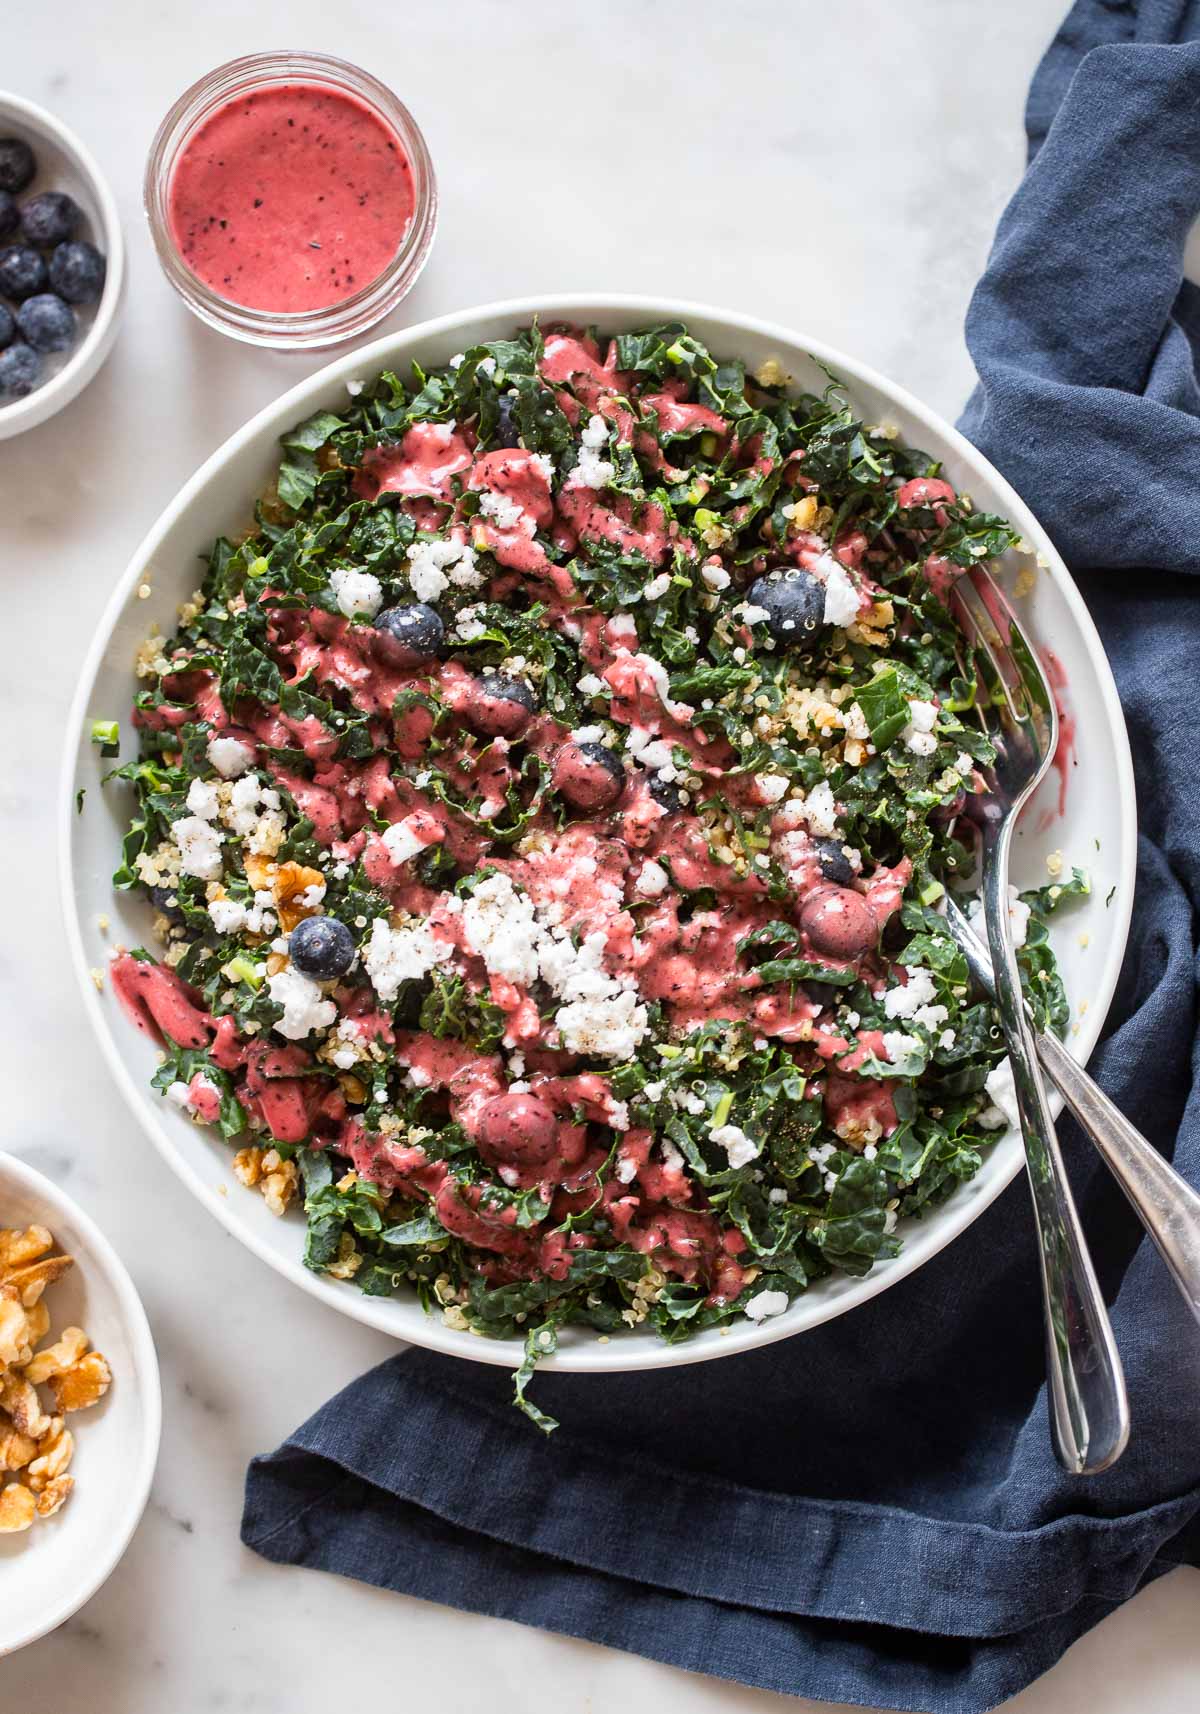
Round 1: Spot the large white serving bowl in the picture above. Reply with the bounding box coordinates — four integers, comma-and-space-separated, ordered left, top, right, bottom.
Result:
0, 1152, 160, 1654
60, 295, 1136, 1374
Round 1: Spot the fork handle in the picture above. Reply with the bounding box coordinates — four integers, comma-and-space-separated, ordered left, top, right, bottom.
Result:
982, 828, 1129, 1475
1036, 1029, 1200, 1322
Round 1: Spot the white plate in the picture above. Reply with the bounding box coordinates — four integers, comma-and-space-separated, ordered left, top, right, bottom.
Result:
60, 295, 1136, 1374
0, 1152, 160, 1655
0, 92, 125, 440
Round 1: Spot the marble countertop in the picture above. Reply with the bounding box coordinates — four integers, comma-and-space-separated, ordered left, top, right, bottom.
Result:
4, 2, 1198, 1709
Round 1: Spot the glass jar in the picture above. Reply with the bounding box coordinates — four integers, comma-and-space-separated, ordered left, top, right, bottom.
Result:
144, 51, 437, 350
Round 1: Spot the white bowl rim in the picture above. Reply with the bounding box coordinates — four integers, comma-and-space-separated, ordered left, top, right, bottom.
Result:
58, 292, 1137, 1374
0, 91, 126, 438
0, 1150, 161, 1654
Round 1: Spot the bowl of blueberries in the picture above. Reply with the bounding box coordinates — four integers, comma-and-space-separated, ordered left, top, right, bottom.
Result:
0, 92, 124, 438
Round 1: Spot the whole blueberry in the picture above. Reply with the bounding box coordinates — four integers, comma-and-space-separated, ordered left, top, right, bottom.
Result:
0, 192, 17, 242
479, 673, 535, 713
374, 602, 444, 664
20, 191, 80, 247
0, 244, 48, 301
553, 740, 626, 812
494, 393, 520, 448
748, 570, 825, 651
149, 884, 186, 926
289, 915, 356, 981
0, 342, 41, 398
647, 773, 684, 813
48, 240, 106, 304
0, 138, 36, 195
0, 304, 13, 351
813, 837, 854, 886
17, 293, 74, 354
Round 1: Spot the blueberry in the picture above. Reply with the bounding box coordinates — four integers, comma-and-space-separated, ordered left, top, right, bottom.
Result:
149, 884, 186, 926
0, 192, 17, 242
374, 602, 444, 663
17, 293, 74, 354
647, 773, 684, 813
813, 837, 854, 886
553, 740, 626, 812
21, 191, 80, 247
494, 393, 520, 448
748, 570, 825, 651
0, 304, 13, 351
0, 342, 41, 397
48, 240, 106, 304
0, 138, 36, 195
0, 245, 48, 301
289, 915, 356, 981
478, 673, 535, 713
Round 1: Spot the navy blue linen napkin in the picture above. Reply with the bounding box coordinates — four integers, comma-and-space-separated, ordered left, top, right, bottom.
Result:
243, 8, 1200, 1709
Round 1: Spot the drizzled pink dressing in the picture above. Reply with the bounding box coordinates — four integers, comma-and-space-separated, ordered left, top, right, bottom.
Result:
168, 82, 415, 313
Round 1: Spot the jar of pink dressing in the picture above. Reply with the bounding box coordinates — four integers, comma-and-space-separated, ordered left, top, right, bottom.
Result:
144, 51, 437, 349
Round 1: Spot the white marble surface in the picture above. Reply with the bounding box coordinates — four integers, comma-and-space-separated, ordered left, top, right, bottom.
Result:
3, 2, 1198, 1709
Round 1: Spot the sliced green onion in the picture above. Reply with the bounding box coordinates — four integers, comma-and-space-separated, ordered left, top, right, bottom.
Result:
90, 718, 120, 756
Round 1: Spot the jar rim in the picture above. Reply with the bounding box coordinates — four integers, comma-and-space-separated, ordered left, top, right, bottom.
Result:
143, 51, 438, 350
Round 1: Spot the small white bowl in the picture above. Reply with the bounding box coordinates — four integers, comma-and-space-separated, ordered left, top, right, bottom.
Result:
0, 93, 125, 440
0, 1152, 160, 1656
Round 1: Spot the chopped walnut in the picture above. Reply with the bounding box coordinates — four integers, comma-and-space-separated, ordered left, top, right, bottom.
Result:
0, 1482, 35, 1532
273, 860, 326, 931
0, 1228, 112, 1537
233, 1146, 298, 1216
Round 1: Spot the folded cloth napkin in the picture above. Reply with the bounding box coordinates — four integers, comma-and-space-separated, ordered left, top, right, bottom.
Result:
243, 7, 1200, 1709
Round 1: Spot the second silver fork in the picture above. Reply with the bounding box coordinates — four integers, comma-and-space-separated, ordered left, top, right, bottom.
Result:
953, 564, 1129, 1476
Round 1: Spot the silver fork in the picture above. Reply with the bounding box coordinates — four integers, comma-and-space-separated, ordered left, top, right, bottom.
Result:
941, 894, 1200, 1325
951, 563, 1128, 1475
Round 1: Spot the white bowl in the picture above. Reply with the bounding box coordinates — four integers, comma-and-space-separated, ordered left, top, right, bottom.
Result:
60, 295, 1136, 1374
0, 93, 125, 440
0, 1152, 160, 1655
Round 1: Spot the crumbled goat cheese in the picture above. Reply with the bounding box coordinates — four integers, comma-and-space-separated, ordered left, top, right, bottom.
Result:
744, 1289, 789, 1321
710, 1123, 760, 1169
329, 1018, 364, 1069
768, 1187, 789, 1205
171, 815, 224, 880
979, 1056, 1019, 1131
635, 652, 690, 720
462, 873, 541, 986
477, 488, 525, 531
381, 817, 427, 866
207, 734, 255, 779
267, 967, 338, 1041
477, 355, 497, 378
737, 602, 771, 626
406, 535, 481, 602
701, 564, 731, 591
186, 777, 220, 820
882, 1030, 923, 1064
568, 414, 615, 490
329, 566, 383, 619
636, 860, 669, 897
816, 554, 862, 627
756, 774, 789, 804
799, 779, 838, 838
362, 917, 451, 1003
901, 698, 940, 756
642, 573, 671, 601
969, 887, 1031, 950
843, 701, 871, 741
615, 1155, 638, 1184
577, 673, 604, 696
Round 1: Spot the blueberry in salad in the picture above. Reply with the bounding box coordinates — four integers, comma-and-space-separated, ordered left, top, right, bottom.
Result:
103, 321, 1086, 1429
48, 239, 105, 304
0, 245, 47, 301
17, 292, 74, 353
0, 138, 35, 195
0, 191, 18, 242
20, 190, 80, 247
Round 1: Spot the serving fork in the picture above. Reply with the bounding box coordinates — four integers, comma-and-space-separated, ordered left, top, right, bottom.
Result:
950, 563, 1128, 1475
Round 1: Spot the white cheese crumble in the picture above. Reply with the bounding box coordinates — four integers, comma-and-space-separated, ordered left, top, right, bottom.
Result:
568, 414, 615, 490
755, 774, 789, 804
882, 966, 948, 1033
477, 487, 525, 531
406, 535, 481, 602
978, 1056, 1018, 1131
743, 1289, 789, 1321
577, 673, 604, 696
329, 566, 383, 619
635, 860, 669, 897
642, 573, 671, 601
186, 777, 219, 820
882, 1030, 922, 1064
171, 815, 224, 880
700, 564, 731, 591
207, 734, 255, 779
799, 779, 838, 838
817, 554, 862, 627
381, 817, 427, 866
901, 698, 940, 757
969, 886, 1031, 949
267, 967, 338, 1041
710, 1122, 760, 1169
362, 917, 451, 1003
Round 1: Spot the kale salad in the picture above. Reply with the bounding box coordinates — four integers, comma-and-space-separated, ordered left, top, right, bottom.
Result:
100, 320, 1084, 1427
